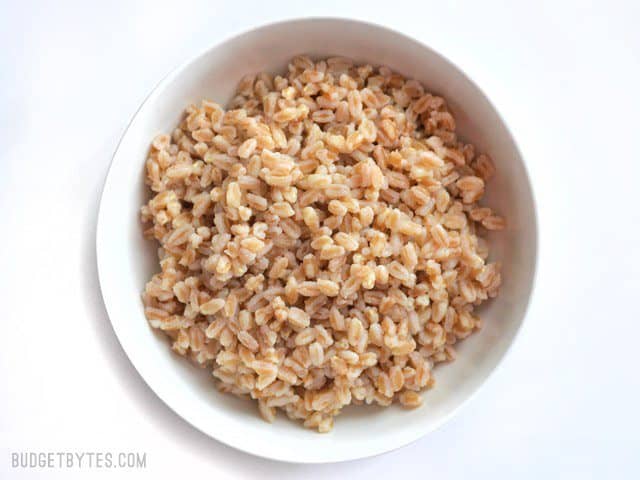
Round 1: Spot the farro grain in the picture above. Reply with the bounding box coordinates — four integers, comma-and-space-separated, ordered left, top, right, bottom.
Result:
142, 56, 504, 432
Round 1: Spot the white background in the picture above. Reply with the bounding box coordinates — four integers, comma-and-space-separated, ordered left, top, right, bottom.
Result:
1, 0, 639, 478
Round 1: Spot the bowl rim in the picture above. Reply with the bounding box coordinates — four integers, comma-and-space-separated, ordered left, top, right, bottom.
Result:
96, 16, 539, 463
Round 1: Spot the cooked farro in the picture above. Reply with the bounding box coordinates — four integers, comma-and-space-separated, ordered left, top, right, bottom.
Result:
141, 56, 505, 432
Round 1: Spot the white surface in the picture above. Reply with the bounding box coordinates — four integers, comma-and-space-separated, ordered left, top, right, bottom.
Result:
97, 17, 537, 463
1, 0, 638, 477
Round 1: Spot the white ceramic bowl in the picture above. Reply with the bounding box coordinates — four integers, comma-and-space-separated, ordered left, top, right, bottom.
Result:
97, 18, 538, 463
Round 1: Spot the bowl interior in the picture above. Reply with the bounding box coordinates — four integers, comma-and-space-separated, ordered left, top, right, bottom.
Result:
97, 18, 537, 463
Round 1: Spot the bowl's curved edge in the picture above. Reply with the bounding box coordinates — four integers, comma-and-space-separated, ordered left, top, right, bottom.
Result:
96, 16, 540, 464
